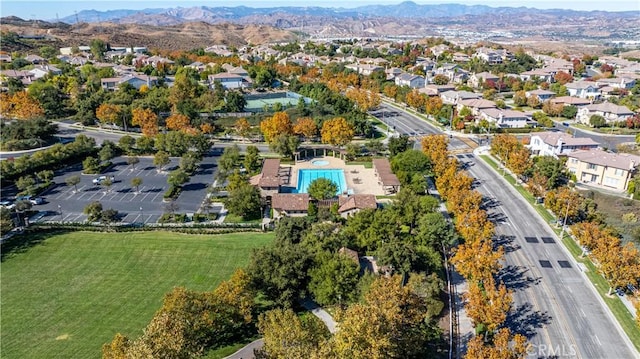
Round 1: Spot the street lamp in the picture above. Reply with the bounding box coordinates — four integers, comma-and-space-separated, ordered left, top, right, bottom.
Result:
140, 206, 144, 224
58, 205, 62, 221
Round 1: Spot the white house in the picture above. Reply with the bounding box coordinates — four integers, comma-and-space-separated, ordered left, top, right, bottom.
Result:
550, 96, 591, 107
457, 98, 496, 115
208, 72, 252, 90
100, 74, 158, 91
440, 90, 480, 105
395, 73, 425, 88
528, 131, 600, 157
565, 81, 601, 99
525, 89, 556, 101
594, 77, 636, 90
28, 64, 62, 79
520, 69, 555, 83
577, 102, 635, 125
479, 108, 529, 128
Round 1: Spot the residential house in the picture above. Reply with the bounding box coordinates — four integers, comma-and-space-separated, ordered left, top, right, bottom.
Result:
577, 102, 635, 125
452, 52, 470, 63
208, 72, 253, 90
0, 69, 35, 85
419, 84, 456, 96
520, 69, 555, 83
271, 193, 309, 218
338, 247, 360, 266
525, 89, 556, 102
440, 90, 480, 105
528, 131, 600, 157
550, 96, 591, 107
474, 47, 504, 64
566, 149, 640, 191
28, 64, 62, 79
344, 63, 384, 76
25, 54, 46, 64
566, 81, 601, 99
205, 45, 233, 57
395, 73, 425, 88
100, 74, 158, 91
457, 98, 496, 116
337, 194, 378, 217
434, 63, 468, 83
469, 72, 499, 88
68, 56, 90, 66
479, 108, 530, 128
385, 67, 403, 81
595, 77, 636, 90
0, 54, 12, 62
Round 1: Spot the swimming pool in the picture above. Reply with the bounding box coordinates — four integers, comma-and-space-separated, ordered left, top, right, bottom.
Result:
296, 169, 347, 195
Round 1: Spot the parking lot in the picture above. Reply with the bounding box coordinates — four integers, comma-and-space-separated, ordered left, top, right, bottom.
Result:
29, 152, 218, 224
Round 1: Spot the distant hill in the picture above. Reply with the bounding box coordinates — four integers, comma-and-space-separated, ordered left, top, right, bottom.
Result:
57, 1, 638, 25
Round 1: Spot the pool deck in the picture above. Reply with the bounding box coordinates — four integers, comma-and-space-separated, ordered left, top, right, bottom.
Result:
283, 156, 386, 196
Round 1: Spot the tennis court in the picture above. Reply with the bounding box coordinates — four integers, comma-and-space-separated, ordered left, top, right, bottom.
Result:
245, 91, 312, 112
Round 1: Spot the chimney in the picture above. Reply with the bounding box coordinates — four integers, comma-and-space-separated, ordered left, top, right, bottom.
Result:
630, 160, 636, 171
557, 138, 564, 153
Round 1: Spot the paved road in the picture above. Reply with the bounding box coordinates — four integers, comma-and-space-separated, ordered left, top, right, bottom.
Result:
370, 102, 471, 153
224, 339, 264, 359
459, 151, 637, 359
555, 122, 636, 152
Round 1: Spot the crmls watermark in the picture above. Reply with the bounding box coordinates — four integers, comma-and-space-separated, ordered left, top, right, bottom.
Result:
527, 344, 578, 358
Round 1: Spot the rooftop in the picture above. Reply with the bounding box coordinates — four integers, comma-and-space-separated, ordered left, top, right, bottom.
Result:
568, 149, 640, 170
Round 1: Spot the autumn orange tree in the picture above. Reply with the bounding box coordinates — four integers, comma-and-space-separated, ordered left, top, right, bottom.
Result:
234, 118, 251, 140
464, 276, 512, 333
260, 111, 292, 143
95, 104, 122, 127
293, 117, 318, 141
383, 84, 398, 100
465, 327, 529, 359
544, 186, 581, 223
0, 91, 45, 120
405, 89, 427, 111
321, 117, 354, 147
593, 238, 640, 296
165, 113, 192, 132
526, 172, 548, 200
131, 107, 159, 137
345, 87, 381, 112
200, 123, 214, 134
425, 96, 443, 117
421, 134, 450, 177
451, 238, 503, 284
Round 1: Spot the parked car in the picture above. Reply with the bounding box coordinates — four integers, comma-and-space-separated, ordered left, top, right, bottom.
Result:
0, 200, 15, 210
16, 195, 43, 205
93, 175, 115, 184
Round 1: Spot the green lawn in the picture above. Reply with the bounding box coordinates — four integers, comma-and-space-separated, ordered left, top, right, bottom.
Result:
1, 231, 273, 359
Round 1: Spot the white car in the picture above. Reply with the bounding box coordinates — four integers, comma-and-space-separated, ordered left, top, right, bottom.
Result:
0, 201, 15, 210
93, 176, 115, 185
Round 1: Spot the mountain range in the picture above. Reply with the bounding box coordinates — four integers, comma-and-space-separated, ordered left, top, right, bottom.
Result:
59, 1, 637, 25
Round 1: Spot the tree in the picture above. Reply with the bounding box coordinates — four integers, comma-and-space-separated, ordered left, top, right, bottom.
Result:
589, 114, 606, 128
554, 71, 573, 85
119, 135, 136, 154
131, 177, 143, 193
451, 238, 503, 283
243, 146, 262, 175
83, 156, 101, 174
95, 103, 122, 127
464, 277, 512, 334
465, 327, 529, 359
224, 90, 246, 112
132, 107, 159, 137
321, 117, 354, 147
167, 169, 189, 188
331, 275, 438, 358
217, 144, 241, 182
101, 208, 119, 225
309, 252, 360, 306
102, 333, 130, 359
293, 117, 318, 141
433, 74, 449, 85
234, 118, 251, 141
99, 143, 116, 162
307, 178, 339, 200
421, 134, 450, 177
260, 111, 293, 143
127, 156, 140, 170
65, 175, 81, 192
388, 135, 412, 157
562, 105, 578, 119
154, 151, 171, 172
84, 201, 103, 222
225, 182, 262, 220
390, 149, 431, 185
269, 133, 300, 159
16, 175, 36, 194
165, 113, 192, 133
90, 39, 107, 60
257, 309, 328, 359
248, 242, 314, 307
513, 90, 527, 107
101, 177, 113, 192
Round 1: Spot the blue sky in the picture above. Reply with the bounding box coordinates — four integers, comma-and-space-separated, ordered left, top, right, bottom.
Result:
1, 1, 638, 20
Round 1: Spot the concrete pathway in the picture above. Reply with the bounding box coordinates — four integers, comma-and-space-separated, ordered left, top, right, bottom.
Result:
301, 298, 338, 333
223, 339, 264, 359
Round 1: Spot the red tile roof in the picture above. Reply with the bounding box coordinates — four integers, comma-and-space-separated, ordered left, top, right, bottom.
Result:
272, 193, 309, 211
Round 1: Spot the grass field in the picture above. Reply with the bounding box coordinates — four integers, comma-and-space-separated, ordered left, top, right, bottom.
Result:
1, 230, 273, 359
